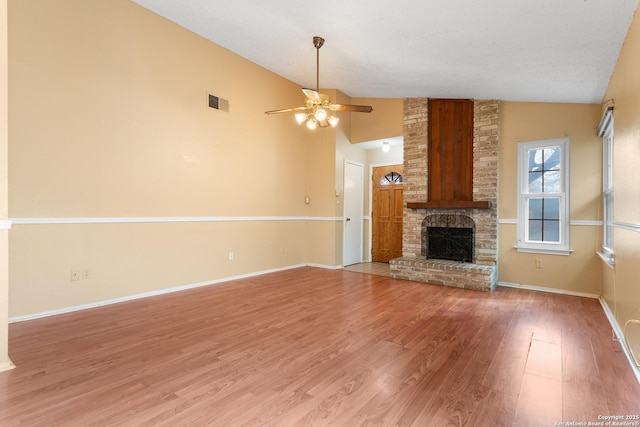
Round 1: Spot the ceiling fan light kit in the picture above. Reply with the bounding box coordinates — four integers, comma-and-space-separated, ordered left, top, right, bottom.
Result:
306, 119, 317, 130
265, 36, 372, 130
295, 113, 307, 124
314, 108, 327, 121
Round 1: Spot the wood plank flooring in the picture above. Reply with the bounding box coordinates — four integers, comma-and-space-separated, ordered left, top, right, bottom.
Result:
343, 262, 390, 277
0, 267, 638, 426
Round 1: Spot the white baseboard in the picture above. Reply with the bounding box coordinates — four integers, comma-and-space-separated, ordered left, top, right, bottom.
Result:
497, 281, 600, 299
307, 263, 342, 270
0, 359, 15, 373
598, 298, 640, 384
9, 263, 311, 323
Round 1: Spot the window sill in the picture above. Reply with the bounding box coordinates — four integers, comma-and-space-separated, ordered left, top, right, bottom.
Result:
597, 251, 615, 269
514, 245, 572, 256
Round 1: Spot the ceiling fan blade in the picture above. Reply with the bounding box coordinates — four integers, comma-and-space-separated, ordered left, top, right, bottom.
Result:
264, 106, 311, 115
302, 88, 330, 103
329, 104, 373, 113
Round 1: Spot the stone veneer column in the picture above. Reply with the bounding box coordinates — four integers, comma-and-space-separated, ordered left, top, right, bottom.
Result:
402, 98, 428, 258
473, 100, 500, 265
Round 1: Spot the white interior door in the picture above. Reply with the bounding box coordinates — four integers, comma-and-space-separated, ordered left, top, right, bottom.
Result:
343, 161, 364, 266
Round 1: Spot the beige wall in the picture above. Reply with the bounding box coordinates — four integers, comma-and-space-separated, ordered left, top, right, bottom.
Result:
9, 0, 312, 219
601, 8, 640, 361
498, 102, 603, 295
7, 0, 345, 318
350, 98, 403, 144
0, 0, 12, 371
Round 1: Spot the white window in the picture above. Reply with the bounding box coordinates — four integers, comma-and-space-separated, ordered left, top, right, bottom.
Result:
516, 138, 571, 255
598, 108, 614, 265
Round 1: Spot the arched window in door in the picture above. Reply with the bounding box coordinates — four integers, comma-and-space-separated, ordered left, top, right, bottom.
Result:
380, 171, 403, 185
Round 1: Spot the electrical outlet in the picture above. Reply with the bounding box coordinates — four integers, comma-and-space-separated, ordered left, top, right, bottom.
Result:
228, 252, 234, 261
535, 259, 543, 269
70, 270, 81, 281
82, 268, 90, 280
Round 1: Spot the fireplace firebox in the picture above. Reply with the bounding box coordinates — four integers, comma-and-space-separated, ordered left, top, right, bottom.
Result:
427, 226, 473, 262
422, 214, 475, 263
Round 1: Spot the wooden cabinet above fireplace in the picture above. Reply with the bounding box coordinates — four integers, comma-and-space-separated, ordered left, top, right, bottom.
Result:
429, 98, 473, 202
407, 98, 492, 210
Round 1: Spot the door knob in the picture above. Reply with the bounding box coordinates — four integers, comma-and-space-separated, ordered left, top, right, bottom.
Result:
346, 218, 351, 221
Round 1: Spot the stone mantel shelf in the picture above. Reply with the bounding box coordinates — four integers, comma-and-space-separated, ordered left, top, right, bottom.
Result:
407, 200, 493, 209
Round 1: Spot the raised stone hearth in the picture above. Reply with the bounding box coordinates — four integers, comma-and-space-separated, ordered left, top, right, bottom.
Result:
391, 258, 497, 291
390, 98, 499, 291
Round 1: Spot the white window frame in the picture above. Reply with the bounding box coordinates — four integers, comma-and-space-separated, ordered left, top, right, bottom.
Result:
598, 108, 614, 266
516, 138, 571, 255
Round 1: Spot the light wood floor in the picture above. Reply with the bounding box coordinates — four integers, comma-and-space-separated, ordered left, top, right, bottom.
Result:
1, 267, 638, 426
343, 262, 391, 277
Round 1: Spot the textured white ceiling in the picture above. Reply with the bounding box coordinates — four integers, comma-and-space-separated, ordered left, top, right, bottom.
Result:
131, 0, 638, 103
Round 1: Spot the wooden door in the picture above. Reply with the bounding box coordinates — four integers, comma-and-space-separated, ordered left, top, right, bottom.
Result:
372, 165, 404, 262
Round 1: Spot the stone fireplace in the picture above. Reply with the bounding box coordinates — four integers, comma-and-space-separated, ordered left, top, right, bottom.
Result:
389, 99, 499, 291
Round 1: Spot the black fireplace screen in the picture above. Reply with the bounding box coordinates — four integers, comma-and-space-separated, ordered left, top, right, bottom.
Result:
427, 227, 473, 262
421, 214, 475, 262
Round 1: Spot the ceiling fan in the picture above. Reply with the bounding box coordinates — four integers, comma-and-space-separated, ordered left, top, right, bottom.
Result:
265, 36, 373, 130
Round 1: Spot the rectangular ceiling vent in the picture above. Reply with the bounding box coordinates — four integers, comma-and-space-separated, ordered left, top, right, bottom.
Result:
208, 94, 229, 112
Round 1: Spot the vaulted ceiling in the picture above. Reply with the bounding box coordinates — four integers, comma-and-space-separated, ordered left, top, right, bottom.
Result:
132, 0, 638, 104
